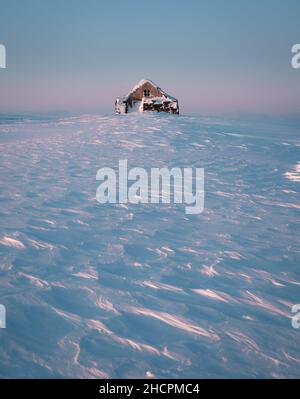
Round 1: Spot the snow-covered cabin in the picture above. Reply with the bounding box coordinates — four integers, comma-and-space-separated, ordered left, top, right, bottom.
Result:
115, 79, 179, 114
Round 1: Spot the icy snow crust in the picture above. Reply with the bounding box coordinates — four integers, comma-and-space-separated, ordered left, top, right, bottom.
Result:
0, 113, 299, 378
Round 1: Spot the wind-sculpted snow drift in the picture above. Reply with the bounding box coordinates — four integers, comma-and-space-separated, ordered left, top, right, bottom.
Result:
0, 113, 299, 378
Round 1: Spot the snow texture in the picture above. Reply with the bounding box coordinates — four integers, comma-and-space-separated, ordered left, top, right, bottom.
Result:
0, 113, 299, 378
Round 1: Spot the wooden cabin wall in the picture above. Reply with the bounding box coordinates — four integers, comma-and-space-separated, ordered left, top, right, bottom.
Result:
130, 82, 164, 100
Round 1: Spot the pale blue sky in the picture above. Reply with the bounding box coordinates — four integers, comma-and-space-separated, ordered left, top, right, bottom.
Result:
0, 0, 299, 116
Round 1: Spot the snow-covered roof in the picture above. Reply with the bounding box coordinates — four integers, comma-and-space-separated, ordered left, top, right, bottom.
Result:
125, 79, 177, 101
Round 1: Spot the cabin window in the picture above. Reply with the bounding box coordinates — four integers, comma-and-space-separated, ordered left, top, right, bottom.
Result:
144, 89, 150, 97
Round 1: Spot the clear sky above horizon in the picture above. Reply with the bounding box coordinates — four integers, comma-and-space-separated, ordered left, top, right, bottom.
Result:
0, 0, 300, 117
